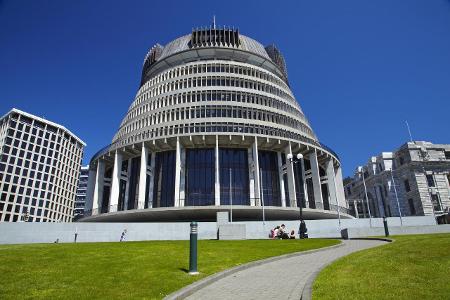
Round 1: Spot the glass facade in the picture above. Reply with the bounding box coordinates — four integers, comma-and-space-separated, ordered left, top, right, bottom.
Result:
127, 157, 141, 210
153, 151, 175, 207
144, 153, 152, 209
219, 148, 250, 205
258, 151, 281, 206
293, 159, 306, 208
185, 149, 215, 206
306, 178, 315, 208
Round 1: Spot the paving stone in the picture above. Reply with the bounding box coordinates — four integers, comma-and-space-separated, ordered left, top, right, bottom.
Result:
185, 240, 386, 300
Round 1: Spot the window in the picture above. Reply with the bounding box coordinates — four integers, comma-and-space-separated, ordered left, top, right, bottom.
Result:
408, 199, 416, 215
430, 194, 441, 211
219, 148, 250, 205
258, 151, 281, 206
404, 179, 411, 192
445, 151, 450, 160
185, 149, 215, 206
152, 151, 175, 208
426, 174, 435, 187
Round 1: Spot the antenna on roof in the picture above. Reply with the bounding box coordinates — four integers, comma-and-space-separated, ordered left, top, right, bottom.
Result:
213, 15, 216, 29
405, 120, 413, 142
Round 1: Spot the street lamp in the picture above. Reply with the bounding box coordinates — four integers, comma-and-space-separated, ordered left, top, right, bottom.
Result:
388, 167, 403, 226
287, 153, 308, 238
358, 168, 373, 227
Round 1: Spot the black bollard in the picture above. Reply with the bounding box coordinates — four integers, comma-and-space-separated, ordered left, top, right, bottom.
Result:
189, 221, 199, 275
383, 217, 389, 237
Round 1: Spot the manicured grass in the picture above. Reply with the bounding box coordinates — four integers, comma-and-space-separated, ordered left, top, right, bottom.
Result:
313, 234, 450, 300
0, 238, 338, 299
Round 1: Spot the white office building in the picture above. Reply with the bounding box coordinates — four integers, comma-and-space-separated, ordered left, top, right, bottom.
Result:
0, 109, 85, 222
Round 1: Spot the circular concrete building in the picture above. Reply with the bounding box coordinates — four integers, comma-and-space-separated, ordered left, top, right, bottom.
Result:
84, 27, 351, 222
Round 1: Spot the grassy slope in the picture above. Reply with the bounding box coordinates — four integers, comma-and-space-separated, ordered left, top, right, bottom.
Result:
313, 234, 450, 300
0, 239, 338, 299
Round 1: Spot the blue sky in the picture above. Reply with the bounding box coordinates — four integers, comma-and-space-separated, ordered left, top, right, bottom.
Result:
1, 0, 449, 177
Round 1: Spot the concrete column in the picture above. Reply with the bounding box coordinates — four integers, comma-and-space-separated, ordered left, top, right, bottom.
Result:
309, 149, 323, 208
215, 135, 220, 206
335, 166, 346, 209
85, 168, 96, 214
250, 139, 261, 206
248, 148, 255, 205
109, 150, 123, 212
179, 146, 186, 206
147, 153, 156, 208
326, 159, 338, 209
92, 160, 104, 215
174, 137, 182, 207
277, 152, 286, 207
138, 144, 148, 209
285, 143, 297, 208
300, 156, 309, 207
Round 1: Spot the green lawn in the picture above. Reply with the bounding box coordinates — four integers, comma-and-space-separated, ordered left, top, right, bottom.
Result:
0, 238, 338, 299
313, 233, 450, 300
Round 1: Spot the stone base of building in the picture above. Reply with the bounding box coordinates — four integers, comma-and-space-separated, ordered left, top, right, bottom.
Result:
80, 205, 352, 222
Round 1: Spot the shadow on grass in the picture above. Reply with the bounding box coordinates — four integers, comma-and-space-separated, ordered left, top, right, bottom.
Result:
178, 267, 189, 273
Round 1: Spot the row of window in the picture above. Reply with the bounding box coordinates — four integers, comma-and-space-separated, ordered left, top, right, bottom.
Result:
138, 61, 291, 106
1, 176, 76, 204
120, 105, 313, 140
0, 198, 74, 222
4, 129, 83, 168
119, 90, 308, 141
0, 153, 79, 190
0, 159, 77, 188
8, 116, 84, 151
2, 135, 82, 185
126, 88, 304, 126
115, 121, 318, 150
134, 73, 295, 114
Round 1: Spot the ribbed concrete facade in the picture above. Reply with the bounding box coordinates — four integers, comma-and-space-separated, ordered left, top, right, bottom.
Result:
84, 27, 349, 222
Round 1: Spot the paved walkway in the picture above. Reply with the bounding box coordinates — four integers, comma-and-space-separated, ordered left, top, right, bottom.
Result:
185, 240, 387, 300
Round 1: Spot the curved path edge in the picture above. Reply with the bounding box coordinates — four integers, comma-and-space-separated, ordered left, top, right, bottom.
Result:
164, 241, 345, 300
300, 238, 393, 300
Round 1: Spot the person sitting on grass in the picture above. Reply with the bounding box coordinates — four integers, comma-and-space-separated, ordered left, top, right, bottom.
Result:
272, 226, 280, 239
289, 230, 296, 239
279, 224, 290, 239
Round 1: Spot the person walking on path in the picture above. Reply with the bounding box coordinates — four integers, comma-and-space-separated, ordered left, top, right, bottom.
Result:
120, 229, 127, 242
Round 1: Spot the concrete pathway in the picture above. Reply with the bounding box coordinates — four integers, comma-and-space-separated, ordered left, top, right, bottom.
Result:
184, 240, 387, 300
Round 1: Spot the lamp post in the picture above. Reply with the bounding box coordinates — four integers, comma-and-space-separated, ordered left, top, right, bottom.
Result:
259, 167, 266, 225
287, 153, 308, 238
359, 169, 373, 227
388, 168, 403, 226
